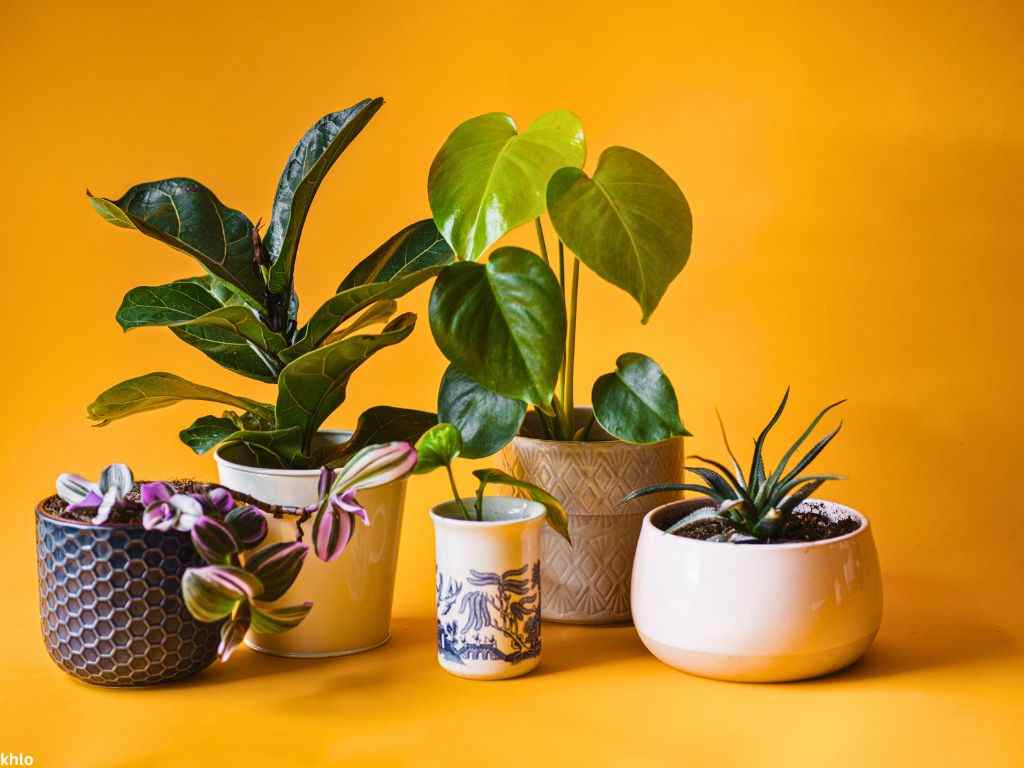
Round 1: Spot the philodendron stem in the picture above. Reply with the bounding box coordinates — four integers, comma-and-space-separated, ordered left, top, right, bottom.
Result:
445, 464, 472, 520
535, 218, 550, 267
561, 257, 581, 439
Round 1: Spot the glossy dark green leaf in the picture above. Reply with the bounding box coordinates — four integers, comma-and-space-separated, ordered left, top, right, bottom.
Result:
88, 179, 266, 306
338, 219, 454, 291
275, 314, 417, 460
323, 300, 397, 344
168, 323, 279, 383
428, 110, 586, 260
179, 415, 238, 455
592, 353, 689, 444
437, 365, 525, 459
265, 99, 384, 294
219, 427, 304, 469
472, 468, 571, 544
116, 277, 223, 329
88, 372, 274, 426
548, 147, 692, 322
280, 267, 442, 362
428, 247, 565, 413
318, 406, 437, 467
413, 423, 462, 474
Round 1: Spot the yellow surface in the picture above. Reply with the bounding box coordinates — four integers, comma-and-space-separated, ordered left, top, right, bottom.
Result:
2, 1, 1021, 765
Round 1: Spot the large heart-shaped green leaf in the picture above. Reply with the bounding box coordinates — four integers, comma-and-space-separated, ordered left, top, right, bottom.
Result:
337, 219, 454, 291
548, 147, 692, 322
265, 99, 384, 294
428, 110, 586, 261
591, 353, 690, 444
275, 313, 417, 460
88, 179, 266, 306
316, 405, 437, 467
88, 372, 274, 426
280, 266, 442, 362
429, 247, 565, 412
437, 365, 525, 459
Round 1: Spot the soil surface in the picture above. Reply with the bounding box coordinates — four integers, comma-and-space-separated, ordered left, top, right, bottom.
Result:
667, 500, 860, 544
41, 480, 207, 524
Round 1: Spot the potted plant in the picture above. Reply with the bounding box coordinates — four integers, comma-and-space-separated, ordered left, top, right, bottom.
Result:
412, 423, 569, 680
38, 463, 308, 685
84, 99, 448, 656
627, 391, 883, 682
423, 110, 693, 623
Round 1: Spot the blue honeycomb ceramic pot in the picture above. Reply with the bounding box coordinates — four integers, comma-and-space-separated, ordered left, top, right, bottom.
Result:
36, 501, 221, 686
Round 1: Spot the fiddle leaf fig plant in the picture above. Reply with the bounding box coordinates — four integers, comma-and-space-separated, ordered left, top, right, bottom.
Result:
86, 99, 452, 468
625, 390, 846, 542
426, 110, 692, 449
412, 423, 571, 543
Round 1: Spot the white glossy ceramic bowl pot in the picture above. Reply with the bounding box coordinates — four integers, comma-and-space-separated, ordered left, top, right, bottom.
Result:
215, 431, 407, 658
631, 498, 882, 682
430, 497, 545, 681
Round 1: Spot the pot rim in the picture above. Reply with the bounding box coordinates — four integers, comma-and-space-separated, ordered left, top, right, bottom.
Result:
34, 499, 170, 531
643, 497, 869, 550
429, 497, 545, 529
213, 428, 353, 477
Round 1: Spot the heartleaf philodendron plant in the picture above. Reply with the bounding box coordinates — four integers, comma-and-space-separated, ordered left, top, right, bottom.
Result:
55, 443, 416, 660
425, 110, 693, 455
412, 423, 571, 543
625, 390, 846, 542
86, 99, 453, 469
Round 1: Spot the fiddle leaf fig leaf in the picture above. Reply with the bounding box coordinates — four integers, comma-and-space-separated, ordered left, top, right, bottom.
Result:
218, 427, 304, 470
548, 146, 692, 322
592, 353, 689, 444
472, 468, 571, 544
323, 300, 397, 345
280, 267, 442, 362
116, 277, 223, 329
275, 314, 418, 461
428, 110, 586, 260
179, 415, 239, 455
317, 406, 437, 468
88, 372, 274, 426
428, 247, 565, 413
265, 99, 385, 294
413, 423, 462, 474
438, 364, 525, 459
87, 179, 267, 307
338, 219, 454, 291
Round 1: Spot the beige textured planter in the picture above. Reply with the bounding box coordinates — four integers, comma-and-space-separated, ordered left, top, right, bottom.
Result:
500, 408, 683, 624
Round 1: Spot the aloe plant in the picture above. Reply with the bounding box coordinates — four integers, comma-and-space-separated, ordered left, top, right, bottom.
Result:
413, 423, 571, 543
625, 390, 845, 542
425, 110, 693, 453
86, 99, 452, 468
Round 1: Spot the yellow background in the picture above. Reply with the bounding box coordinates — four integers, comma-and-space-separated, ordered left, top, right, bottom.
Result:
2, 1, 1021, 765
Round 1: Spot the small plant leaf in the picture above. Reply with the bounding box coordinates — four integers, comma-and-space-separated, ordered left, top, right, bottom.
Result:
265, 99, 385, 294
182, 565, 262, 623
88, 372, 274, 426
250, 602, 314, 634
749, 388, 790, 497
592, 353, 688, 444
191, 516, 240, 565
319, 406, 437, 468
686, 467, 739, 501
338, 218, 454, 290
438, 364, 526, 459
413, 423, 463, 474
472, 468, 571, 544
780, 422, 844, 488
56, 473, 95, 504
623, 483, 722, 504
97, 464, 133, 496
245, 542, 308, 602
225, 505, 268, 549
179, 415, 239, 455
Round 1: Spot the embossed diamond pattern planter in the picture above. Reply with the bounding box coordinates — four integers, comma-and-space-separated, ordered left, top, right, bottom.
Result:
36, 504, 221, 686
501, 410, 684, 624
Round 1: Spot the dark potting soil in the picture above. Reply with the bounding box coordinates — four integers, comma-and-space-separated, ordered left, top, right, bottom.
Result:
40, 480, 208, 525
669, 501, 860, 544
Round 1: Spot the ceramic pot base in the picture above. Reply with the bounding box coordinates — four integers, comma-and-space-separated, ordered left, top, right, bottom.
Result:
244, 633, 391, 659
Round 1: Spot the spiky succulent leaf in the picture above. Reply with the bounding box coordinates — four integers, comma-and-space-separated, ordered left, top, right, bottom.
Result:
689, 455, 752, 503
749, 388, 789, 491
778, 478, 830, 517
766, 399, 846, 489
715, 408, 746, 490
664, 505, 728, 535
623, 483, 724, 504
686, 467, 739, 501
779, 422, 843, 488
768, 474, 844, 507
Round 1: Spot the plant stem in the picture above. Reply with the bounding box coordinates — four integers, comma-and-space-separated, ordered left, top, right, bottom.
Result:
562, 258, 581, 438
534, 218, 550, 267
558, 240, 565, 296
445, 463, 472, 520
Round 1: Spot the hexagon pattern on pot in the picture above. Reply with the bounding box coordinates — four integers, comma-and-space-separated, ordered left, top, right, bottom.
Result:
501, 435, 684, 623
36, 511, 220, 686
